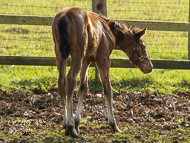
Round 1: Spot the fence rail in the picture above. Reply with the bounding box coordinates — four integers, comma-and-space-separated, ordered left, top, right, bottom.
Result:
1, 56, 190, 70
1, 15, 190, 31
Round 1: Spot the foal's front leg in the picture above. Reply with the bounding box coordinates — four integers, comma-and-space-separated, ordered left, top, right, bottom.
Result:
96, 58, 121, 132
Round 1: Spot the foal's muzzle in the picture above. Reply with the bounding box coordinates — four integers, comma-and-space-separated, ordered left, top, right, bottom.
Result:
140, 61, 153, 74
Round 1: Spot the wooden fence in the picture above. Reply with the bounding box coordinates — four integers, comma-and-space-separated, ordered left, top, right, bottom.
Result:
1, 56, 190, 69
0, 0, 190, 70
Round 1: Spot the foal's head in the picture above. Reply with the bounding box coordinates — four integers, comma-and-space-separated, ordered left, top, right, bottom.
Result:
109, 22, 153, 73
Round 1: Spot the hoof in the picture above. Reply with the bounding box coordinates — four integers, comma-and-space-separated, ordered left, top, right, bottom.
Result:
67, 126, 78, 138
110, 124, 121, 132
74, 121, 80, 134
74, 116, 80, 134
75, 124, 79, 134
65, 128, 70, 136
63, 124, 69, 136
114, 126, 121, 132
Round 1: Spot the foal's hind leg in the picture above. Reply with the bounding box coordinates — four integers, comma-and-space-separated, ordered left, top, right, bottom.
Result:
55, 54, 69, 135
96, 57, 121, 132
65, 53, 84, 137
74, 60, 90, 133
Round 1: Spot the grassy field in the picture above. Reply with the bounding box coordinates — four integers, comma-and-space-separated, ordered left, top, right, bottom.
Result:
0, 0, 190, 142
0, 0, 189, 94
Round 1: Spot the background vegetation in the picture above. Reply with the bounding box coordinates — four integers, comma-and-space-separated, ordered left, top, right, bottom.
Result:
0, 0, 189, 95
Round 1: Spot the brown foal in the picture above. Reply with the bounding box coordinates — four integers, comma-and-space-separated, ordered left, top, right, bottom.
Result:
52, 7, 153, 137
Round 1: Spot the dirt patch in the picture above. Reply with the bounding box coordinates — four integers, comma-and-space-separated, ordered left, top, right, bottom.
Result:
0, 90, 190, 142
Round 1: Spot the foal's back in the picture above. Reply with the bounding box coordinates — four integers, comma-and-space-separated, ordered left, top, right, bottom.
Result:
52, 7, 115, 62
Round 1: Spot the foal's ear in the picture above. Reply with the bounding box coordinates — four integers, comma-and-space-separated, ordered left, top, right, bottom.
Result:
134, 27, 147, 39
129, 25, 136, 31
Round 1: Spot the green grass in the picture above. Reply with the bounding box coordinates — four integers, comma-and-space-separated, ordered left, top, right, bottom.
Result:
0, 0, 190, 94
1, 65, 190, 95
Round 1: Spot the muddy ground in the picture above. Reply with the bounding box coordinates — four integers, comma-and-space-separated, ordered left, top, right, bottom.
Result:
0, 89, 190, 142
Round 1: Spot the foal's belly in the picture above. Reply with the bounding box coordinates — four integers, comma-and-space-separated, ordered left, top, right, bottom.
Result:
83, 55, 96, 63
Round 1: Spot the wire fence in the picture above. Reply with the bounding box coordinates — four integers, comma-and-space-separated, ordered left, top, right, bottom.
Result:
0, 0, 92, 16
107, 1, 188, 22
0, 0, 189, 60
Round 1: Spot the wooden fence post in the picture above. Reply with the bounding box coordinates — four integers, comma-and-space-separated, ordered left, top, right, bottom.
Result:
92, 0, 107, 82
188, 0, 190, 60
92, 0, 107, 16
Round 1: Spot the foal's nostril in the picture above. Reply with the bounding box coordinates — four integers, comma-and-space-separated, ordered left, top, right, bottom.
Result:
145, 66, 152, 73
148, 67, 152, 73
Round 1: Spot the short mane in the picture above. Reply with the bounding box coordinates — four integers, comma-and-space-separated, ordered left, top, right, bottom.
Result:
89, 12, 128, 31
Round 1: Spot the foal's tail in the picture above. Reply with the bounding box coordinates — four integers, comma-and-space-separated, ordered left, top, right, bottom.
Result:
57, 16, 70, 59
